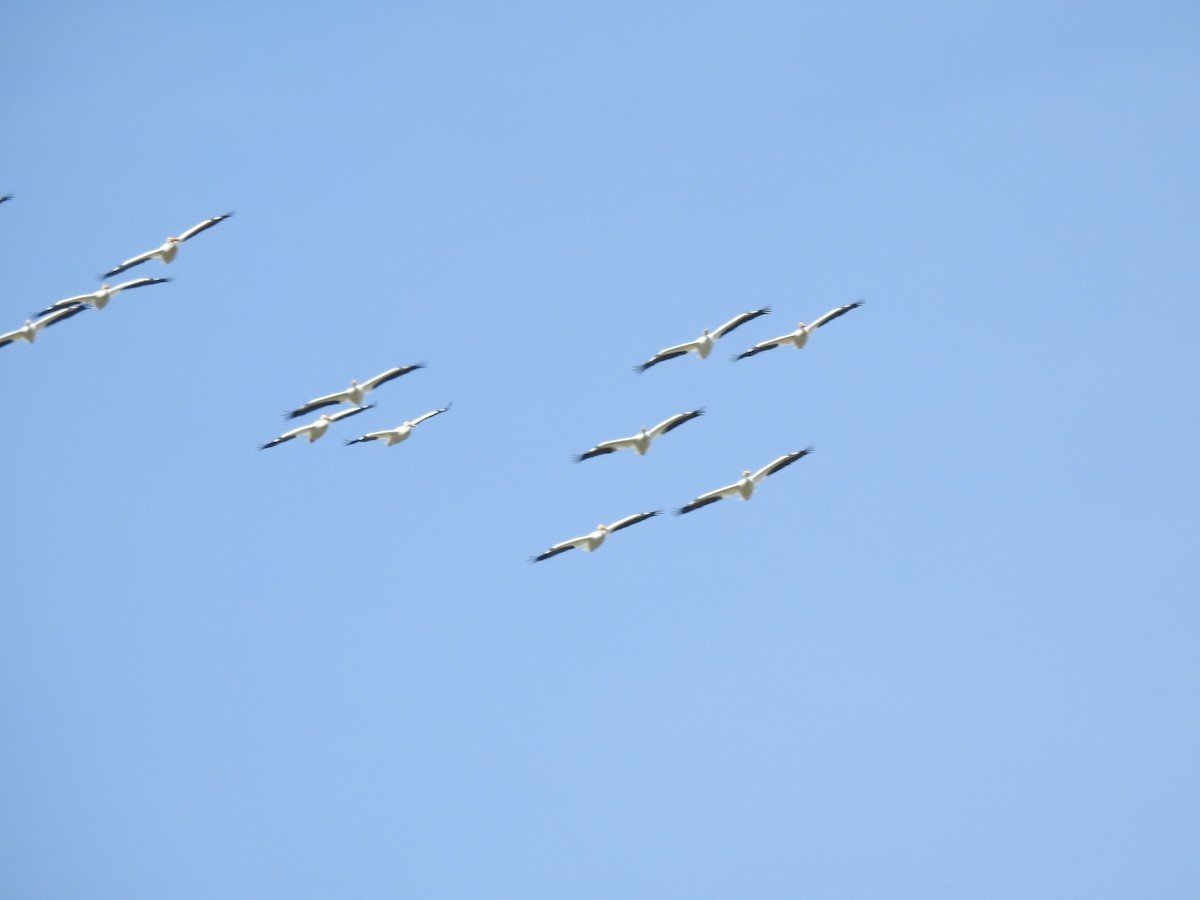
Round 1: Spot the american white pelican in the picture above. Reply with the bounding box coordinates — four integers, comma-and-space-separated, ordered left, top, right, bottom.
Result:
734, 301, 863, 360
636, 309, 771, 372
31, 277, 170, 317
102, 213, 233, 278
677, 448, 813, 514
259, 405, 374, 450
575, 409, 704, 461
0, 305, 89, 348
532, 511, 661, 562
286, 364, 425, 419
345, 404, 451, 446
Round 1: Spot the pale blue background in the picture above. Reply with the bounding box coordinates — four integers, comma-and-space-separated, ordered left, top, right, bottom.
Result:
3, 2, 1198, 897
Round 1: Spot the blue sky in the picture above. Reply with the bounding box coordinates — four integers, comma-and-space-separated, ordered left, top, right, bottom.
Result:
3, 1, 1198, 897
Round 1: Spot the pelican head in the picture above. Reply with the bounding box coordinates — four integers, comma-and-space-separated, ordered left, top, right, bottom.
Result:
167, 236, 181, 243
742, 470, 752, 477
403, 421, 414, 428
99, 283, 110, 290
320, 415, 332, 421
597, 524, 609, 532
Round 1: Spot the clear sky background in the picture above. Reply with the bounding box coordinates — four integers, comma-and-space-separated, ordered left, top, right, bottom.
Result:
3, 1, 1198, 897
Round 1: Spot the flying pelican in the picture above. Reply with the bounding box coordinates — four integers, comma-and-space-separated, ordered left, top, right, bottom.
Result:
31, 277, 171, 318
345, 404, 451, 446
0, 306, 89, 349
532, 511, 661, 562
102, 212, 233, 278
259, 405, 374, 450
285, 364, 425, 419
575, 409, 704, 461
636, 308, 771, 372
676, 448, 814, 514
734, 301, 863, 360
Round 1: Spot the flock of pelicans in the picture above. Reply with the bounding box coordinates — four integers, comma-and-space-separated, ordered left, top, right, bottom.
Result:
532, 303, 861, 562
0, 195, 865, 563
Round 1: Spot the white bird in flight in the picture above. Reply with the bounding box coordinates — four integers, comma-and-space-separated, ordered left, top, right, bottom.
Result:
734, 301, 863, 360
344, 405, 451, 447
636, 309, 770, 372
575, 409, 704, 461
102, 213, 233, 278
285, 364, 425, 419
676, 449, 814, 514
532, 511, 661, 562
0, 306, 89, 349
259, 405, 374, 450
31, 277, 171, 318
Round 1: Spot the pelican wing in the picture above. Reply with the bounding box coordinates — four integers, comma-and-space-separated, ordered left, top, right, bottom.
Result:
734, 335, 787, 361
606, 510, 661, 533
410, 404, 450, 427
575, 445, 617, 462
178, 212, 233, 243
114, 277, 172, 293
327, 404, 375, 423
648, 408, 703, 438
103, 248, 159, 279
532, 535, 591, 562
677, 481, 742, 514
286, 389, 352, 419
810, 300, 864, 329
0, 327, 22, 347
0, 194, 12, 204
259, 426, 306, 450
32, 292, 94, 318
751, 448, 813, 483
635, 345, 693, 373
575, 435, 638, 461
711, 307, 771, 339
344, 432, 385, 446
38, 305, 88, 329
362, 363, 426, 392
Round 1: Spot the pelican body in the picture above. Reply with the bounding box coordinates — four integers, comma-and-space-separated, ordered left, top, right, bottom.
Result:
0, 305, 88, 348
32, 277, 170, 318
532, 511, 661, 562
677, 449, 813, 514
260, 405, 374, 450
735, 301, 863, 360
103, 213, 232, 278
286, 364, 425, 419
345, 405, 450, 447
575, 409, 703, 461
636, 309, 770, 372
